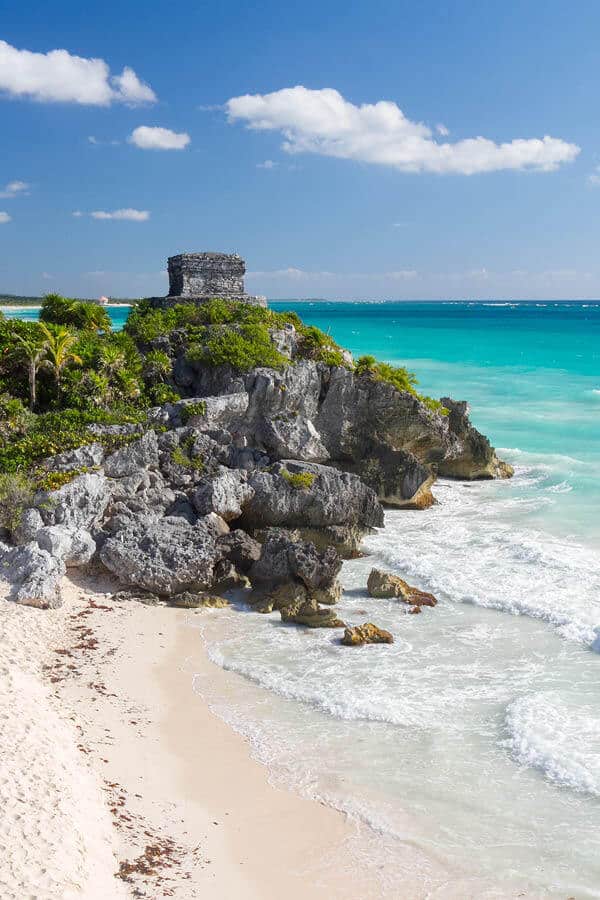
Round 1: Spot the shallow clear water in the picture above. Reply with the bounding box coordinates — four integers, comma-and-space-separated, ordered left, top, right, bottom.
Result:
1, 304, 131, 330
7, 299, 600, 895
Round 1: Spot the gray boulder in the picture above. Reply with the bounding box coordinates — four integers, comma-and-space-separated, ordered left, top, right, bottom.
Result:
217, 529, 262, 572
36, 525, 96, 567
191, 467, 254, 522
249, 533, 341, 594
242, 460, 383, 530
0, 541, 65, 608
41, 442, 104, 472
104, 431, 159, 478
12, 507, 44, 546
34, 473, 110, 532
255, 415, 329, 462
99, 516, 218, 595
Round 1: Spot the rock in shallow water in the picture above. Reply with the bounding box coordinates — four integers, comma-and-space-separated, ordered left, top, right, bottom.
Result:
367, 568, 437, 607
341, 623, 394, 646
280, 598, 345, 628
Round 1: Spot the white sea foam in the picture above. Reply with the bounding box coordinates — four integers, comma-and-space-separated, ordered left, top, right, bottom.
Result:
364, 479, 600, 650
505, 693, 600, 797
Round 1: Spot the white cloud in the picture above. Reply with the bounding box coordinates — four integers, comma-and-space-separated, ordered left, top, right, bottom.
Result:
0, 211, 12, 224
226, 86, 580, 175
588, 165, 600, 185
74, 208, 150, 221
0, 39, 156, 106
0, 180, 30, 198
248, 267, 416, 280
257, 159, 276, 169
436, 123, 449, 136
128, 126, 190, 150
88, 135, 121, 146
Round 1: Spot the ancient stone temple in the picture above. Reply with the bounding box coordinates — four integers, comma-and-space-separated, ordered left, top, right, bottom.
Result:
147, 251, 266, 308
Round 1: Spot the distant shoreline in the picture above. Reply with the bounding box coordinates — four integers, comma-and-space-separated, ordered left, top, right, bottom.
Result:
1, 302, 132, 311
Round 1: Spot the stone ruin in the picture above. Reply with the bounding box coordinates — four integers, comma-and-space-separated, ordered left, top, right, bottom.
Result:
147, 252, 266, 308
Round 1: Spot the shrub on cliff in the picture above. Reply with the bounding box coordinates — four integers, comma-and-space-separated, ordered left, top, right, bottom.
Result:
355, 355, 448, 416
0, 472, 34, 531
40, 293, 112, 333
187, 324, 288, 371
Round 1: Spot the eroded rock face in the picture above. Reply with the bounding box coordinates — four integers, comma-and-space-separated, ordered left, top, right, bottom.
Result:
104, 431, 159, 478
242, 461, 383, 530
36, 526, 96, 568
100, 516, 217, 595
0, 541, 65, 609
34, 473, 111, 532
217, 530, 261, 572
249, 534, 342, 594
172, 358, 510, 502
41, 442, 105, 472
436, 398, 514, 479
341, 623, 394, 646
191, 467, 254, 522
367, 568, 437, 607
255, 416, 329, 462
12, 508, 44, 546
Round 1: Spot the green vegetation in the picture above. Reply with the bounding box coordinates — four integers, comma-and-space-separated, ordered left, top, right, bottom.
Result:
180, 400, 207, 423
171, 437, 204, 471
281, 468, 316, 490
0, 293, 183, 473
0, 472, 34, 531
355, 355, 448, 416
40, 294, 112, 332
187, 324, 288, 371
34, 466, 98, 493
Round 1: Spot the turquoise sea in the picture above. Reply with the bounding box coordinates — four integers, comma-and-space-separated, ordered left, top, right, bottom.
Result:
6, 300, 600, 896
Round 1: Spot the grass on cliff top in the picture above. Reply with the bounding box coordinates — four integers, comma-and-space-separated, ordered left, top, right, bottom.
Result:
126, 297, 347, 369
355, 355, 448, 415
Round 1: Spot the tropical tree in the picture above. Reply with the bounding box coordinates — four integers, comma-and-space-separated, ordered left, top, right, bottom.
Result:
12, 331, 48, 408
40, 293, 112, 333
39, 323, 82, 400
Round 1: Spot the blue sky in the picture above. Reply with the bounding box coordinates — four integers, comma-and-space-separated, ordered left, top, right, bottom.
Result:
1, 0, 600, 300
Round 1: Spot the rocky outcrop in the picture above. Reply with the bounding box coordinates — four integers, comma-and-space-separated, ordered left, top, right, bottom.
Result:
41, 442, 105, 472
367, 568, 437, 607
341, 623, 394, 646
249, 533, 342, 608
241, 461, 383, 531
436, 398, 513, 479
104, 431, 159, 478
191, 467, 254, 521
217, 529, 261, 572
171, 358, 510, 506
0, 541, 65, 609
0, 292, 510, 611
34, 472, 110, 532
100, 516, 218, 595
